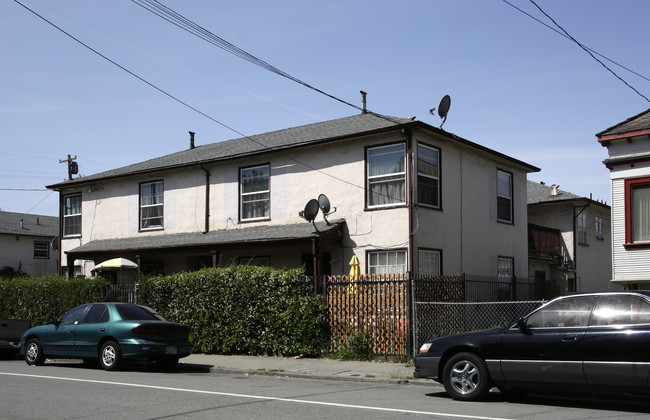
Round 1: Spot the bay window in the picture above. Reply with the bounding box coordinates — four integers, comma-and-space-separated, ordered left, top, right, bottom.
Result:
625, 177, 650, 245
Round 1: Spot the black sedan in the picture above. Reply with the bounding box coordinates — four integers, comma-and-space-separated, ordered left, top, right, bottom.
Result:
20, 303, 193, 370
414, 291, 650, 400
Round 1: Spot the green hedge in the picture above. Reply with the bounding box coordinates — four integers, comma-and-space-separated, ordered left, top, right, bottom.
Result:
138, 266, 326, 357
0, 275, 106, 326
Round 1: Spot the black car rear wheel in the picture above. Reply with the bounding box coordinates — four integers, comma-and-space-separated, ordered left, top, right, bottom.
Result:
99, 341, 122, 371
25, 338, 45, 366
442, 352, 490, 401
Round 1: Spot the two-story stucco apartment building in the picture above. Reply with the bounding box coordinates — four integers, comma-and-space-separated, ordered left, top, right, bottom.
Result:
47, 113, 539, 284
598, 108, 650, 290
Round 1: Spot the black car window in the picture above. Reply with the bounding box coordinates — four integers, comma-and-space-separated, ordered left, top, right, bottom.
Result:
116, 304, 164, 321
81, 304, 109, 324
59, 304, 89, 326
592, 295, 650, 326
526, 296, 596, 328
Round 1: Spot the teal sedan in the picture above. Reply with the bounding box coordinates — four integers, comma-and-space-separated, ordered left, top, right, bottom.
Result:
20, 303, 192, 370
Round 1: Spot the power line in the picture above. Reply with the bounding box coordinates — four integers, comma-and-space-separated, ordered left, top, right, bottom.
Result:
12, 0, 404, 204
501, 0, 650, 84
130, 0, 363, 112
525, 0, 649, 102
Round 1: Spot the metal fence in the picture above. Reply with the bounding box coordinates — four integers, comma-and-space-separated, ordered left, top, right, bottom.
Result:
105, 283, 137, 303
324, 273, 548, 356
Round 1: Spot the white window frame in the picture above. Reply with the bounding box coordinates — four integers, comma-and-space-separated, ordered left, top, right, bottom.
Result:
240, 164, 270, 221
497, 257, 514, 282
417, 143, 440, 208
140, 180, 164, 230
367, 143, 406, 208
63, 193, 81, 237
497, 170, 513, 223
34, 241, 49, 259
418, 249, 441, 276
368, 250, 407, 275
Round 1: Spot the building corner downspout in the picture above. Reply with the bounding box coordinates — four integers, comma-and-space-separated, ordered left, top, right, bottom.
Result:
199, 164, 211, 233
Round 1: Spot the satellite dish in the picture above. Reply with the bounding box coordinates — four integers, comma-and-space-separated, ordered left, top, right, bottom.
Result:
318, 194, 331, 214
318, 194, 337, 225
437, 95, 451, 129
51, 236, 59, 251
301, 199, 319, 222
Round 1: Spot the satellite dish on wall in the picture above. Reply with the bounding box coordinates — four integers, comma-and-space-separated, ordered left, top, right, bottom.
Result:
302, 199, 319, 222
318, 194, 337, 225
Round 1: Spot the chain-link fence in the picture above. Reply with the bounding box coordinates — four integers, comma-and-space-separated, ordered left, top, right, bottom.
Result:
412, 300, 544, 353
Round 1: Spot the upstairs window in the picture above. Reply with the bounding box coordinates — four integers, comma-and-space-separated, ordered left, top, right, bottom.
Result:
595, 214, 604, 240
367, 143, 406, 208
577, 212, 588, 245
497, 170, 513, 223
417, 144, 440, 208
241, 165, 270, 221
140, 181, 164, 230
63, 193, 81, 236
625, 177, 650, 245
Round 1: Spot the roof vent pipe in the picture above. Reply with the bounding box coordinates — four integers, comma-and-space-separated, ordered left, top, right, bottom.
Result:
20, 219, 24, 229
189, 131, 196, 149
360, 91, 367, 114
551, 184, 559, 196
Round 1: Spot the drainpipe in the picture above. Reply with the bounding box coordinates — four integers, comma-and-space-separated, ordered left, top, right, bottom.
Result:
199, 164, 211, 233
406, 128, 414, 273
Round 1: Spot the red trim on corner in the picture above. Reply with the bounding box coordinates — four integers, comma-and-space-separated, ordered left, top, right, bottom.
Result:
598, 129, 650, 143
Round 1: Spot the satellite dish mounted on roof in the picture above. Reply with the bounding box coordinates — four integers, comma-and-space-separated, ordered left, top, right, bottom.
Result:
299, 199, 320, 232
318, 194, 337, 225
429, 95, 451, 129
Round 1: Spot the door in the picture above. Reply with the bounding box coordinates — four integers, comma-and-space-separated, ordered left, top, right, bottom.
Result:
42, 304, 89, 356
74, 304, 110, 358
500, 296, 597, 385
584, 294, 650, 388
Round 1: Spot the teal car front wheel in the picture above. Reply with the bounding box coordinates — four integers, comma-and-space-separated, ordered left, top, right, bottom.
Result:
25, 338, 45, 366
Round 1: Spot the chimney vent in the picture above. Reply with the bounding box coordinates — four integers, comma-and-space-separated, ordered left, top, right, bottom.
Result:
189, 131, 196, 149
360, 91, 367, 114
20, 219, 24, 229
551, 184, 559, 196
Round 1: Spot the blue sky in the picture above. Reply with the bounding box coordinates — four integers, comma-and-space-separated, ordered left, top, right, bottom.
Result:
2, 0, 649, 217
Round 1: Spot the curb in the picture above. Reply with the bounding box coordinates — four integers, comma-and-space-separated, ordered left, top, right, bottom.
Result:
207, 366, 436, 387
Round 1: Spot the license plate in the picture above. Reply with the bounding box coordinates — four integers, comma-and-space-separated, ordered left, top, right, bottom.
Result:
166, 346, 177, 355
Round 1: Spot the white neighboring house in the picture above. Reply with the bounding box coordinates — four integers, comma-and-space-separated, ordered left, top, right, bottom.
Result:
527, 181, 613, 296
0, 211, 58, 277
598, 108, 650, 290
47, 112, 539, 284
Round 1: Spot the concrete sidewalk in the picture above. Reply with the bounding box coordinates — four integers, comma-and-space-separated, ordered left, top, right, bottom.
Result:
182, 354, 435, 387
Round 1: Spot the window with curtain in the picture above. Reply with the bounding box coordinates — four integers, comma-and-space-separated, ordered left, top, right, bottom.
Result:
63, 193, 81, 236
497, 170, 513, 223
367, 143, 406, 207
140, 181, 164, 230
241, 165, 270, 221
417, 144, 440, 208
418, 249, 441, 276
368, 250, 407, 275
631, 182, 650, 243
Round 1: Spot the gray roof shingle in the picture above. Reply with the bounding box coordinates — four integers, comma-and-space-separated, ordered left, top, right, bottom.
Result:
67, 219, 344, 255
597, 108, 650, 137
0, 211, 58, 237
527, 180, 582, 204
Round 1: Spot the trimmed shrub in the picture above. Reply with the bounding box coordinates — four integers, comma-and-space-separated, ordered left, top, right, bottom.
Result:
0, 275, 106, 326
138, 266, 326, 357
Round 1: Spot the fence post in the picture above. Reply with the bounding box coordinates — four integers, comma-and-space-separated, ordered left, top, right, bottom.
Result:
410, 272, 417, 356
511, 275, 517, 301
406, 272, 413, 357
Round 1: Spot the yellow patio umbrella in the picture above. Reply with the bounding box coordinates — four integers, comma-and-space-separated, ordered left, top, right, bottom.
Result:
348, 255, 360, 294
94, 258, 138, 270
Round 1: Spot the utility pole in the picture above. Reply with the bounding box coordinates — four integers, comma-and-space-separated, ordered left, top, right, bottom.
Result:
59, 154, 78, 180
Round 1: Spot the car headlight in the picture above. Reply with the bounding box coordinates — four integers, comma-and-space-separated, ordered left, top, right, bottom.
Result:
419, 342, 432, 353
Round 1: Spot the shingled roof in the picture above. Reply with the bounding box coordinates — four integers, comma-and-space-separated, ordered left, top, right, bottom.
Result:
527, 180, 582, 205
0, 211, 58, 237
596, 108, 650, 138
48, 112, 538, 189
67, 219, 344, 257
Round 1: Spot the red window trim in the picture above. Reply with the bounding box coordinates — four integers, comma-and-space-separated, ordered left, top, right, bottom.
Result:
624, 176, 650, 249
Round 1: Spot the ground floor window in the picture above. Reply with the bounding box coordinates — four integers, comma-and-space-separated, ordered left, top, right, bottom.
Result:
368, 250, 407, 275
34, 241, 49, 259
497, 257, 514, 282
418, 249, 441, 276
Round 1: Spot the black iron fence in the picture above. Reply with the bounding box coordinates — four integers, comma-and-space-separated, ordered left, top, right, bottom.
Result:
105, 283, 137, 303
